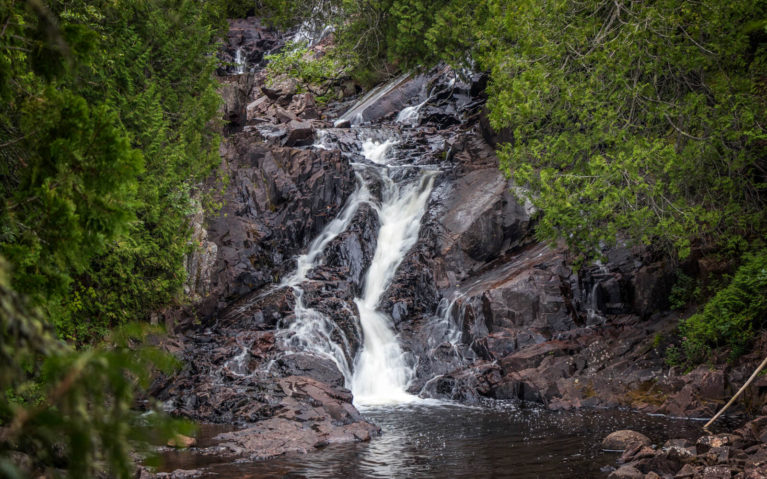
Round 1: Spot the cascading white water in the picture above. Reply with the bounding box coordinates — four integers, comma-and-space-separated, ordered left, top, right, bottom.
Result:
350, 170, 435, 405
361, 138, 397, 164
396, 95, 431, 126
292, 22, 335, 48
277, 176, 371, 382
275, 84, 437, 407
234, 47, 246, 74
283, 180, 371, 287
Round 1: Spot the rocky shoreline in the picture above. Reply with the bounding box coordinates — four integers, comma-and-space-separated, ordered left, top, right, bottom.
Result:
144, 16, 767, 477
603, 417, 767, 478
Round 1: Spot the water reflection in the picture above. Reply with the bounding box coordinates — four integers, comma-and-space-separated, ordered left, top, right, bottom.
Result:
175, 402, 705, 479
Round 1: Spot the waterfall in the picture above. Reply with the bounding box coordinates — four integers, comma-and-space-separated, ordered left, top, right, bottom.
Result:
276, 81, 437, 407
361, 139, 397, 165
395, 92, 432, 127
395, 74, 454, 126
350, 170, 435, 405
278, 176, 371, 382
234, 47, 246, 74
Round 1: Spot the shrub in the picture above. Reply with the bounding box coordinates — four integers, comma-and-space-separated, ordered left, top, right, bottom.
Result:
679, 249, 767, 362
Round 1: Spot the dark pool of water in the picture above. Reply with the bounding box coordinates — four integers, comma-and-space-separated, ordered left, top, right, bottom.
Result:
160, 402, 712, 478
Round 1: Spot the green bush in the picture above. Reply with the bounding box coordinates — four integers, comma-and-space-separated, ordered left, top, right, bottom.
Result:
265, 43, 350, 88
482, 0, 767, 264
680, 250, 767, 362
0, 1, 228, 474
0, 258, 189, 478
668, 272, 699, 310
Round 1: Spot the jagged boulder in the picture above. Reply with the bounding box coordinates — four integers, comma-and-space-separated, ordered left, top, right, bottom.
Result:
602, 430, 652, 451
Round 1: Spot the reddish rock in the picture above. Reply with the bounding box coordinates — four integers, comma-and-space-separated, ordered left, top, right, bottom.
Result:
702, 465, 732, 479
283, 120, 314, 146
697, 435, 738, 455
675, 463, 699, 478
620, 445, 656, 463
501, 340, 575, 372
607, 465, 644, 479
603, 430, 653, 451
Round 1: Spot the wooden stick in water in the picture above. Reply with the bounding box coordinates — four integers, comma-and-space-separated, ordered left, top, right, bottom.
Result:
703, 355, 767, 432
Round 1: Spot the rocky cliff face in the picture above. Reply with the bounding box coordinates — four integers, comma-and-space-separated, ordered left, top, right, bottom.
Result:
155, 17, 767, 464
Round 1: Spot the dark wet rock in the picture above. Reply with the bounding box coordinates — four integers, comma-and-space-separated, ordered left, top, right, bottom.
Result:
734, 416, 767, 446
322, 204, 380, 291
154, 469, 204, 479
697, 435, 740, 455
665, 439, 694, 449
283, 120, 314, 146
620, 443, 657, 463
220, 74, 254, 130
273, 106, 298, 124
665, 367, 727, 419
603, 430, 652, 451
341, 73, 424, 125
299, 279, 363, 362
573, 246, 677, 321
493, 371, 544, 402
437, 168, 533, 275
606, 416, 767, 479
262, 76, 298, 106
702, 466, 732, 478
293, 93, 320, 120
501, 340, 577, 372
199, 141, 355, 310
218, 18, 283, 75
273, 354, 345, 387
218, 287, 295, 331
418, 362, 503, 403
675, 464, 699, 478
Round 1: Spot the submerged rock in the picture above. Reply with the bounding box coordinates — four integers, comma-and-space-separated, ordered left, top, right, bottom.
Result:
167, 434, 197, 448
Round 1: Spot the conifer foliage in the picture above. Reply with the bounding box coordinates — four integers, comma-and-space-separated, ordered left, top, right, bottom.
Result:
0, 0, 225, 342
1, 0, 225, 476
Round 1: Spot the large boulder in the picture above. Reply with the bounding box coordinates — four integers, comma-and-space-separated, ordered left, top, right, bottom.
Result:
203, 140, 356, 305
219, 74, 254, 129
602, 430, 652, 451
438, 168, 532, 276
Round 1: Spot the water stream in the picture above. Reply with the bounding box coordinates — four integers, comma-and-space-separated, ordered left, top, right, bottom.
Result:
350, 167, 435, 405
277, 97, 439, 407
161, 405, 705, 478
234, 47, 246, 74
